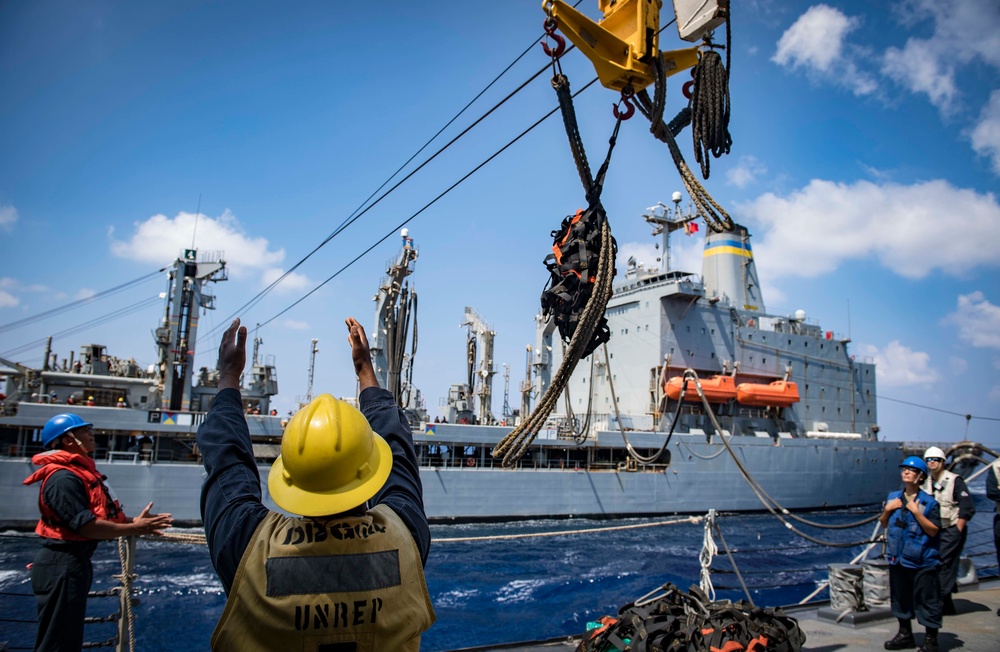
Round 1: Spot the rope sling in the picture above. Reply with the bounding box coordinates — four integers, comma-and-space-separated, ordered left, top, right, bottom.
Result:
492, 63, 621, 466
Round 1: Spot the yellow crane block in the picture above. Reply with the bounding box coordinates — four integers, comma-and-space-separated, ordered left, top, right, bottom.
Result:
543, 0, 699, 92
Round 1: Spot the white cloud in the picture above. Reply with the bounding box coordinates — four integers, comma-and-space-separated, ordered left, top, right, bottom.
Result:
741, 178, 1000, 280
261, 268, 311, 294
772, 5, 876, 96
0, 277, 51, 309
109, 209, 285, 281
75, 288, 96, 301
283, 319, 311, 331
0, 203, 18, 231
942, 291, 1000, 350
881, 0, 1000, 114
948, 356, 968, 375
970, 90, 1000, 175
863, 340, 938, 388
726, 156, 768, 188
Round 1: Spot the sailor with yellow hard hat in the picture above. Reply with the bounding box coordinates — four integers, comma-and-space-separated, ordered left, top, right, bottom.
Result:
197, 317, 434, 651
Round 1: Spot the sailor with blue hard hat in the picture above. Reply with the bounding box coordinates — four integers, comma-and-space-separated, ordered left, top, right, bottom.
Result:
898, 455, 929, 477
39, 412, 93, 448
880, 455, 943, 652
23, 413, 173, 651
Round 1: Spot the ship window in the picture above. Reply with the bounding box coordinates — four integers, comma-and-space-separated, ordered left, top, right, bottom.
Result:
820, 343, 824, 349
711, 329, 715, 335
749, 356, 754, 363
788, 339, 792, 345
686, 326, 691, 332
822, 406, 826, 413
762, 358, 766, 364
804, 341, 808, 347
711, 352, 715, 358
836, 345, 840, 351
701, 328, 706, 334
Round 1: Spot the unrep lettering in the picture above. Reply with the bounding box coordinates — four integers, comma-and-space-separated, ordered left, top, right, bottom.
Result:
293, 597, 384, 631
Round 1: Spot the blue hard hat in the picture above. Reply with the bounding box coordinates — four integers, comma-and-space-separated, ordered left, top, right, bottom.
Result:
40, 413, 93, 448
899, 456, 928, 476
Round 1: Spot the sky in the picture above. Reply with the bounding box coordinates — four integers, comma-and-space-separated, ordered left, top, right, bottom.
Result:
1, 0, 998, 447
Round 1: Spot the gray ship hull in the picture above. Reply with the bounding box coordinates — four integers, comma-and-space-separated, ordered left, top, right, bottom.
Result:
0, 430, 902, 527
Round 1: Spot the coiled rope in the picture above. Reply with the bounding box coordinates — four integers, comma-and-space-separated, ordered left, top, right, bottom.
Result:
690, 22, 732, 179
635, 57, 734, 233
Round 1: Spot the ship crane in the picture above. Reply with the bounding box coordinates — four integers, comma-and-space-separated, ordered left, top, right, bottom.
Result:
462, 306, 496, 425
155, 249, 227, 412
370, 230, 426, 423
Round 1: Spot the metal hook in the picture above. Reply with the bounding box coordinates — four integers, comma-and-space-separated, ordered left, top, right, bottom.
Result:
682, 67, 696, 100
613, 86, 635, 120
541, 17, 566, 58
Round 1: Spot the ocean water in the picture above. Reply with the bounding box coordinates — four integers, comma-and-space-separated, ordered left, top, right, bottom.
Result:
2, 492, 996, 651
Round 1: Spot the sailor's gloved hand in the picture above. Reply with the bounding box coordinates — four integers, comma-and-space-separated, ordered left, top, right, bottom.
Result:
218, 318, 248, 392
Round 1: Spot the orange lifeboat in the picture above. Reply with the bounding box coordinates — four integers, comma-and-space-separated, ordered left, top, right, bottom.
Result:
736, 380, 800, 407
664, 375, 736, 403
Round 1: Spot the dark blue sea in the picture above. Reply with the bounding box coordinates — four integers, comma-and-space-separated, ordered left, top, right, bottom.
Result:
2, 490, 996, 651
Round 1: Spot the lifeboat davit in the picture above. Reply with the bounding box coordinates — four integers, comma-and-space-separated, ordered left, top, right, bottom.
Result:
736, 380, 800, 407
664, 375, 737, 403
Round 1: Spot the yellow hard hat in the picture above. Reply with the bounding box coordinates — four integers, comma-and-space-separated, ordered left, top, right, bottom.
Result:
267, 394, 391, 517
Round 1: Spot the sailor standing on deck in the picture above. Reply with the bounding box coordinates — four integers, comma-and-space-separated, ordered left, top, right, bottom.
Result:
881, 456, 943, 652
23, 414, 173, 652
920, 446, 975, 615
986, 458, 1000, 617
197, 317, 435, 651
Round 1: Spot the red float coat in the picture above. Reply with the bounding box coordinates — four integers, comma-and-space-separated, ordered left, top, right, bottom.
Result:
23, 450, 126, 541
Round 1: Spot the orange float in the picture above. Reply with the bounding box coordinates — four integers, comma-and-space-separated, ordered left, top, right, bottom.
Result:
663, 375, 736, 403
735, 380, 800, 407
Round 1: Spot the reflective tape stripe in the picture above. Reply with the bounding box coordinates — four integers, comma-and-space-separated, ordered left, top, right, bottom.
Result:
266, 550, 401, 597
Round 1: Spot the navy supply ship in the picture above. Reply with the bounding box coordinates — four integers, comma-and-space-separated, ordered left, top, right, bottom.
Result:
424, 198, 901, 518
0, 209, 901, 526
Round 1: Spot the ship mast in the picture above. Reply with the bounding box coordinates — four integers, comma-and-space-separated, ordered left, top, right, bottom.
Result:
305, 338, 319, 404
642, 192, 695, 273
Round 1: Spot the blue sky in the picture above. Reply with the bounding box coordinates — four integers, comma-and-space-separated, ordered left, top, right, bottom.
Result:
1, 1, 998, 447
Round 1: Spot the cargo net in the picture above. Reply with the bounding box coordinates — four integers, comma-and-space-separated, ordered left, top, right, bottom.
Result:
577, 583, 806, 652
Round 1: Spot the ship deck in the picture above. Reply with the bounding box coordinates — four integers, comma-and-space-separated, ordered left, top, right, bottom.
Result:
456, 579, 1000, 652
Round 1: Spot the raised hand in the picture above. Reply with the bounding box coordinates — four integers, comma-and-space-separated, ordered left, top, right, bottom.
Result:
345, 317, 378, 391
218, 318, 248, 392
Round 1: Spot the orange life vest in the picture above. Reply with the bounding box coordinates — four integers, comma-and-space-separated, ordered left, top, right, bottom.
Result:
23, 450, 126, 541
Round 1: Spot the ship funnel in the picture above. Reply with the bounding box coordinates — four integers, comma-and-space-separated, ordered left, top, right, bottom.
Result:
701, 224, 765, 313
